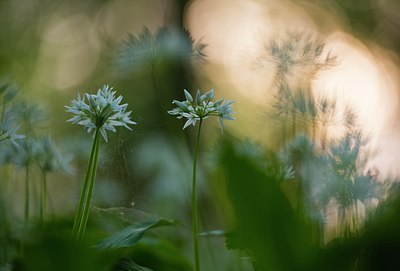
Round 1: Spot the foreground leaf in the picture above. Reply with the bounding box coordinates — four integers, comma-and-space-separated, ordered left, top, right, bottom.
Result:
219, 138, 314, 271
97, 219, 176, 249
113, 258, 153, 271
91, 207, 163, 230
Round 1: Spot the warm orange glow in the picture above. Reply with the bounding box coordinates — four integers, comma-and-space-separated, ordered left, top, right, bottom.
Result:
315, 32, 398, 137
187, 0, 400, 177
186, 0, 318, 103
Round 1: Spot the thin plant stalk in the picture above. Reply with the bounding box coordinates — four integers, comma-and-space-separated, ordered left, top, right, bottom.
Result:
39, 171, 47, 226
192, 119, 202, 271
77, 129, 101, 242
151, 62, 163, 100
72, 128, 100, 241
71, 129, 97, 237
24, 164, 30, 225
0, 168, 10, 263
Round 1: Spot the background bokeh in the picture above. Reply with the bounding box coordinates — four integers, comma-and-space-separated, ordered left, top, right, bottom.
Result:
1, 0, 400, 270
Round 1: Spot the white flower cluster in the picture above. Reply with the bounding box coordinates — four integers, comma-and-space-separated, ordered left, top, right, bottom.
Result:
168, 89, 235, 131
0, 123, 24, 146
65, 85, 136, 142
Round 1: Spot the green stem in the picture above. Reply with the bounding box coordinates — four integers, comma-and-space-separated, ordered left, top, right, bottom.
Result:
151, 62, 161, 98
40, 171, 47, 227
76, 129, 101, 242
72, 128, 100, 239
0, 170, 8, 263
24, 164, 30, 225
281, 114, 287, 147
292, 112, 297, 138
192, 119, 202, 271
1, 97, 6, 124
312, 119, 316, 142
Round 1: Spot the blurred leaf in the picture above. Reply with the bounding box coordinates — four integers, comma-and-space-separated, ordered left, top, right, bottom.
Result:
97, 219, 176, 250
199, 229, 238, 250
355, 190, 400, 271
16, 232, 114, 271
314, 238, 362, 271
112, 258, 153, 271
219, 137, 315, 271
124, 236, 192, 271
92, 207, 164, 230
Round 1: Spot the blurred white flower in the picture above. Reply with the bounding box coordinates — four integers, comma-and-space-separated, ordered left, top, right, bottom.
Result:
0, 123, 24, 146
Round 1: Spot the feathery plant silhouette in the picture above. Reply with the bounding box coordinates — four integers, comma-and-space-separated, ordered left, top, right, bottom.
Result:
257, 31, 337, 147
116, 27, 207, 103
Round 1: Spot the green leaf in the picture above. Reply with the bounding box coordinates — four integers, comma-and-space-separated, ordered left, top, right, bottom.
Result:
126, 236, 192, 271
199, 229, 239, 250
218, 137, 315, 271
91, 207, 162, 229
97, 219, 176, 250
19, 230, 114, 271
113, 258, 153, 271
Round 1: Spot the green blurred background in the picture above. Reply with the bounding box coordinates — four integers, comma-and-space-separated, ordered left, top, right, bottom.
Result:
1, 0, 400, 270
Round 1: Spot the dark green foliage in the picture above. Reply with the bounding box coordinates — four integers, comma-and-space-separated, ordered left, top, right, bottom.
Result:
122, 237, 192, 271
212, 136, 400, 271
15, 232, 115, 271
355, 186, 400, 271
218, 137, 315, 271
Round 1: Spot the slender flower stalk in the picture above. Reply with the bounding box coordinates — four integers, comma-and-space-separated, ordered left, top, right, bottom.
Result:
192, 119, 202, 271
39, 170, 47, 226
35, 136, 70, 226
168, 89, 235, 271
76, 128, 101, 242
24, 164, 29, 225
66, 85, 136, 241
16, 139, 35, 226
71, 128, 100, 240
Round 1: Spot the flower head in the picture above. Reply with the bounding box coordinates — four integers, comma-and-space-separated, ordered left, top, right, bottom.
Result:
35, 137, 72, 174
168, 89, 235, 132
0, 81, 24, 146
0, 122, 24, 146
65, 85, 136, 142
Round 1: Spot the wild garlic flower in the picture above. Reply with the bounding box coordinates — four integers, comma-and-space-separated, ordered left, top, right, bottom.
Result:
0, 123, 24, 146
168, 89, 235, 131
65, 85, 136, 142
35, 137, 72, 174
0, 82, 24, 146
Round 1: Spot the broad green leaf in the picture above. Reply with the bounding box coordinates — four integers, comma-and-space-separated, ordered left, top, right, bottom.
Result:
97, 219, 176, 249
91, 207, 162, 230
218, 137, 314, 271
125, 236, 192, 271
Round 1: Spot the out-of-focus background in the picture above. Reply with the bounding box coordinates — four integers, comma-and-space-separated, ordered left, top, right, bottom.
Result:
2, 0, 400, 270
